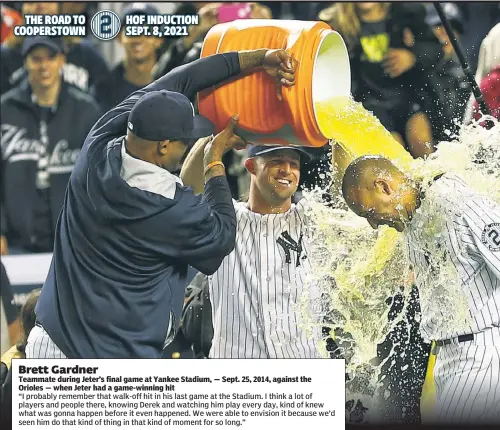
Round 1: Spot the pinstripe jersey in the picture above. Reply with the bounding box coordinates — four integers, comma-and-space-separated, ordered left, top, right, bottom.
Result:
25, 325, 67, 359
208, 199, 322, 358
404, 174, 500, 342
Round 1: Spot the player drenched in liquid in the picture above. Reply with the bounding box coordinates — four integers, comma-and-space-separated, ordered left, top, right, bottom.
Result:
342, 156, 500, 424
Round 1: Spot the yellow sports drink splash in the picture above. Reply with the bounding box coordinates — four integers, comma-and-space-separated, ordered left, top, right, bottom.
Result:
315, 96, 415, 177
197, 19, 499, 423
309, 96, 438, 420
421, 344, 437, 421
305, 97, 498, 420
313, 95, 415, 326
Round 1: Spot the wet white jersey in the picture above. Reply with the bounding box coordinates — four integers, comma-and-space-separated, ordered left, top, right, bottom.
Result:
404, 174, 500, 343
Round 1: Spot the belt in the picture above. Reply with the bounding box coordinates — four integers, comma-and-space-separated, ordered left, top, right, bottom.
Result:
435, 333, 474, 347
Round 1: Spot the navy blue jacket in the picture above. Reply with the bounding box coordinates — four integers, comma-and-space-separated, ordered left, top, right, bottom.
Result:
0, 80, 101, 250
35, 53, 241, 358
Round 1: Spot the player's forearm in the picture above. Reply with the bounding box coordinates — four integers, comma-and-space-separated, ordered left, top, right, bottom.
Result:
152, 49, 269, 99
90, 50, 269, 142
238, 49, 268, 72
180, 137, 210, 194
150, 53, 241, 100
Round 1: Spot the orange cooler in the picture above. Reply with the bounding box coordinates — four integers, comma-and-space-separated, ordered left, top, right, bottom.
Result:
198, 19, 350, 147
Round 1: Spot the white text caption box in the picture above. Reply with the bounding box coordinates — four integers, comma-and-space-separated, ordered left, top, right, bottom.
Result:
13, 359, 345, 429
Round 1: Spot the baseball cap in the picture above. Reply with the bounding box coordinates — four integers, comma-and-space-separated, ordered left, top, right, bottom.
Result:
22, 36, 64, 58
425, 3, 464, 34
247, 145, 314, 162
127, 90, 215, 142
121, 2, 159, 21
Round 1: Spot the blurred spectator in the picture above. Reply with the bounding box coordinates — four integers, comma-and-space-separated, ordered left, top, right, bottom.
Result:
92, 3, 162, 111
260, 2, 330, 21
320, 2, 442, 159
0, 37, 101, 254
248, 2, 272, 19
153, 2, 272, 79
423, 3, 470, 141
60, 2, 87, 15
425, 3, 464, 60
159, 2, 214, 55
456, 3, 500, 75
152, 3, 221, 79
1, 2, 109, 94
464, 23, 500, 124
60, 2, 98, 43
471, 66, 500, 124
174, 2, 213, 16
0, 262, 21, 355
0, 3, 22, 44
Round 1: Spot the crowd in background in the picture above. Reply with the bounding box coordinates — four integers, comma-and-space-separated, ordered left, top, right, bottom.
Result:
0, 1, 500, 423
1, 1, 499, 259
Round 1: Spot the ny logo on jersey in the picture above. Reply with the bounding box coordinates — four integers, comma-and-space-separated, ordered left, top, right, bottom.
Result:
277, 231, 305, 267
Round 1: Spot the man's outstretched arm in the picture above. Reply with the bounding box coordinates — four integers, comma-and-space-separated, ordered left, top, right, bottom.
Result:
87, 49, 296, 142
180, 136, 211, 195
153, 48, 295, 100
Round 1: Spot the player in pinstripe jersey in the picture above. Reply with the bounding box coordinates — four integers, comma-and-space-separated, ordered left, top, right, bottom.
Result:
341, 156, 500, 424
181, 143, 323, 358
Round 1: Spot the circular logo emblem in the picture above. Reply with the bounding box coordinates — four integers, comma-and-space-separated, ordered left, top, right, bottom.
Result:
481, 223, 500, 252
91, 10, 121, 41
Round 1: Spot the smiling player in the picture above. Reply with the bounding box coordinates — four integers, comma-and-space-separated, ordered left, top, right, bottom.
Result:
181, 144, 322, 358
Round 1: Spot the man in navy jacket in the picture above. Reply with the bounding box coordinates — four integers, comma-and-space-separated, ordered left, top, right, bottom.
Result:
1, 37, 101, 255
27, 48, 297, 359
